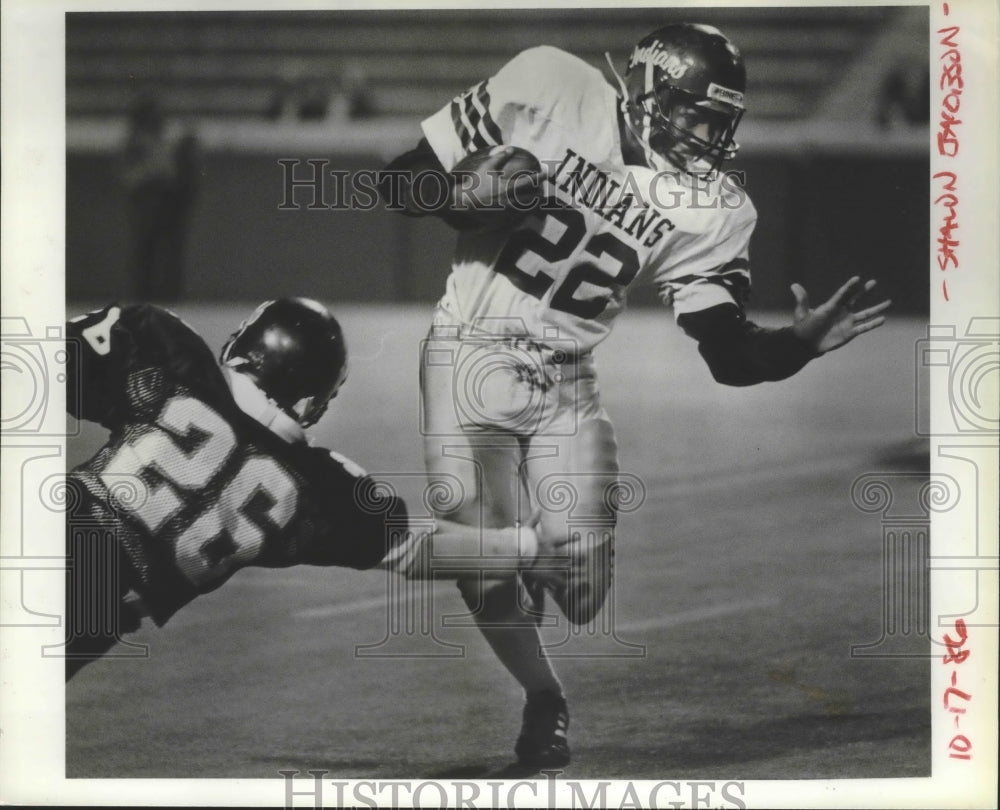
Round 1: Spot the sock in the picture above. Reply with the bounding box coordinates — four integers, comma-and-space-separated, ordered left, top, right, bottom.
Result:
458, 575, 563, 696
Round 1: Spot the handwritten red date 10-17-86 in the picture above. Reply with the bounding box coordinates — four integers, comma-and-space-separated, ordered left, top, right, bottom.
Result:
942, 618, 973, 761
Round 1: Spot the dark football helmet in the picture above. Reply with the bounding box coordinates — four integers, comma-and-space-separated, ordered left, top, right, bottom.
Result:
616, 23, 746, 175
220, 298, 348, 427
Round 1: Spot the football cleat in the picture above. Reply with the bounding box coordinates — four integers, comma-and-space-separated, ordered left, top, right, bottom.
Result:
514, 689, 571, 768
220, 298, 348, 427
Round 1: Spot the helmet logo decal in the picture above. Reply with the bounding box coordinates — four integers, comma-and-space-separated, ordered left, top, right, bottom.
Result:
706, 82, 745, 110
628, 41, 689, 80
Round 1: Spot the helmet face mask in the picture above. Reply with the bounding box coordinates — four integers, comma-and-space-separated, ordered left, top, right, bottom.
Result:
622, 23, 746, 176
220, 298, 348, 428
639, 85, 744, 175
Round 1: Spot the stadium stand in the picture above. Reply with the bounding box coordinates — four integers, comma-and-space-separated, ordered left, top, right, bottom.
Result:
67, 8, 898, 123
64, 8, 930, 312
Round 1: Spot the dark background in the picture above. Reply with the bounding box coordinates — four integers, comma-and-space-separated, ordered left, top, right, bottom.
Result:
67, 152, 929, 311
65, 7, 930, 314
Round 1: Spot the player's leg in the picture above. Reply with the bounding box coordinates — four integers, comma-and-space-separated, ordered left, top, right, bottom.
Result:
445, 447, 571, 768
495, 360, 618, 767
420, 332, 565, 708
523, 359, 620, 627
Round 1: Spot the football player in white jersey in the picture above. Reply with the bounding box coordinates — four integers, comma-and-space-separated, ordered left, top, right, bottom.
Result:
380, 23, 890, 768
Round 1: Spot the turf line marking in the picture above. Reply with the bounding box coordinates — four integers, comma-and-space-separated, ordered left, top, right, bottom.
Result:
295, 595, 779, 629
295, 594, 393, 619
613, 597, 780, 634
647, 452, 882, 498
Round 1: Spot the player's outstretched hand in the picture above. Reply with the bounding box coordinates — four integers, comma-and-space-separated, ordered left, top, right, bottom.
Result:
790, 277, 891, 354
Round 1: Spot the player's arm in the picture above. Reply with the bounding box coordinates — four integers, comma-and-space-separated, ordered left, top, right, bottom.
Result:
295, 449, 407, 569
66, 303, 128, 425
66, 302, 226, 427
664, 199, 890, 386
304, 449, 539, 576
378, 136, 463, 223
379, 138, 543, 230
677, 303, 818, 386
377, 517, 538, 581
379, 48, 556, 229
677, 277, 890, 386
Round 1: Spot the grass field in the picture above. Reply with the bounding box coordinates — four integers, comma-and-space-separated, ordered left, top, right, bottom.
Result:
65, 303, 931, 781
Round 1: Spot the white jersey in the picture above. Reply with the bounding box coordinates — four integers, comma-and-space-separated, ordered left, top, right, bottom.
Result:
421, 45, 758, 354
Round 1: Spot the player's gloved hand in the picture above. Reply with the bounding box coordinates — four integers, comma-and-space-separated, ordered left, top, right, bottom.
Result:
790, 276, 892, 354
448, 146, 546, 230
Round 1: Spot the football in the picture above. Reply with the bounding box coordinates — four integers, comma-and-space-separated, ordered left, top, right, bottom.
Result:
451, 144, 542, 177
448, 145, 544, 230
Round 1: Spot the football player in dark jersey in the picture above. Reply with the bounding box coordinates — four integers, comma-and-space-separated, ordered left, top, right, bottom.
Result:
64, 298, 536, 679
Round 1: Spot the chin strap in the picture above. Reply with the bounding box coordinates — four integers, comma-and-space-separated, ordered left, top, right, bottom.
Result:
224, 366, 307, 445
604, 52, 673, 173
604, 51, 629, 100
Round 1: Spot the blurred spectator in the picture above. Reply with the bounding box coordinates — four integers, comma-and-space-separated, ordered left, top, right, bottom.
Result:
298, 79, 334, 121
266, 78, 294, 121
341, 62, 376, 120
119, 95, 201, 301
267, 58, 304, 121
267, 60, 374, 122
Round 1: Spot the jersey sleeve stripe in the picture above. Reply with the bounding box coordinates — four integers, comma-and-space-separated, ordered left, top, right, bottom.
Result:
719, 257, 750, 274
463, 97, 491, 150
450, 81, 503, 152
670, 258, 750, 286
667, 258, 752, 305
450, 95, 478, 151
475, 82, 504, 145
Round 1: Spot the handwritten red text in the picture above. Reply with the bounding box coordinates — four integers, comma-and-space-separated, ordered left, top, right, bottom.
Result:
937, 26, 962, 157
933, 171, 959, 275
941, 618, 972, 760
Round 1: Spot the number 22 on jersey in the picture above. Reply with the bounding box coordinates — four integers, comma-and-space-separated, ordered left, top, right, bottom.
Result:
493, 196, 640, 320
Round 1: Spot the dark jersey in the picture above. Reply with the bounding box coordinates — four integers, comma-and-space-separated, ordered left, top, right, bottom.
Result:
66, 303, 403, 626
